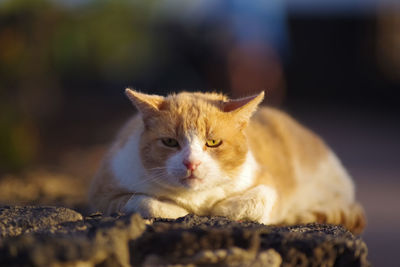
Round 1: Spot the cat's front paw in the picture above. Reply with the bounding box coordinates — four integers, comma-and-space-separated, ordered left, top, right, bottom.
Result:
122, 195, 189, 219
211, 185, 277, 224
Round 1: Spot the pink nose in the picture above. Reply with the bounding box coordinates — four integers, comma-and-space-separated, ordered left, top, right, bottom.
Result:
183, 159, 202, 171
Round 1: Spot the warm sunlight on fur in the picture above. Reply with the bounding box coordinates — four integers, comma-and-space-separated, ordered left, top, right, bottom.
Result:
89, 89, 365, 234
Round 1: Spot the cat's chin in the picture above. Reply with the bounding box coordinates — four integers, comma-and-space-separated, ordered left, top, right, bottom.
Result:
179, 176, 205, 189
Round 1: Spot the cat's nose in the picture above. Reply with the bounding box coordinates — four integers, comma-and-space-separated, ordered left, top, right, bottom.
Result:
183, 159, 202, 171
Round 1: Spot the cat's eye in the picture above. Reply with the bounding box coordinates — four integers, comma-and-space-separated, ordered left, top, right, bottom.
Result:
206, 139, 222, 148
161, 138, 179, 148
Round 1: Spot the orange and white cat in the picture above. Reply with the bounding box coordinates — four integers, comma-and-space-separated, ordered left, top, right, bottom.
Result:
89, 89, 365, 233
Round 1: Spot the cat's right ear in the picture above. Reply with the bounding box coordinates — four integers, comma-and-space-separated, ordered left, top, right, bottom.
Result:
125, 89, 164, 116
222, 91, 264, 127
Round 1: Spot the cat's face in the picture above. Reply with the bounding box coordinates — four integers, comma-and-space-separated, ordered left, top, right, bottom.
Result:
126, 90, 264, 191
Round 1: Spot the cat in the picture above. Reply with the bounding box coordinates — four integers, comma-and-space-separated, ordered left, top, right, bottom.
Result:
89, 89, 365, 234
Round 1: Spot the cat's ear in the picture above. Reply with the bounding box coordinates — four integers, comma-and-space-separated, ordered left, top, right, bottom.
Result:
125, 88, 164, 115
223, 91, 264, 125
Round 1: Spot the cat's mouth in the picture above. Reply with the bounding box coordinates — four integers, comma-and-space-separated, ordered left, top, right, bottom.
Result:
180, 173, 204, 187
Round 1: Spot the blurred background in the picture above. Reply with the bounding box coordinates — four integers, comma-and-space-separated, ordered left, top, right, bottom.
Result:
0, 0, 399, 265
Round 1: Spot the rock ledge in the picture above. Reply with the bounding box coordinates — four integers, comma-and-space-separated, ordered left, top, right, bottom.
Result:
0, 206, 369, 267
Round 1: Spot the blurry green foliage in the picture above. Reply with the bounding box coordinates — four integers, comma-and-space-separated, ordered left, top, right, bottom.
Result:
0, 0, 160, 172
0, 111, 38, 172
50, 0, 157, 79
0, 0, 158, 80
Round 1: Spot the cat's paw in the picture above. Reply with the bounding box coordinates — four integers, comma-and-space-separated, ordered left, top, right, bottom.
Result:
211, 185, 277, 224
122, 195, 189, 219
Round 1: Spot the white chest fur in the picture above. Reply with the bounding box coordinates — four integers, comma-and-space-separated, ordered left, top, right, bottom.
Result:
111, 129, 148, 192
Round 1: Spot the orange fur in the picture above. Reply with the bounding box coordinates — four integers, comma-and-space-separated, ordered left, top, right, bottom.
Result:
89, 89, 365, 234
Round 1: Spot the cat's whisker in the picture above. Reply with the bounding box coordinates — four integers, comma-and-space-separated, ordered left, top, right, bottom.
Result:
120, 173, 170, 188
147, 167, 167, 171
145, 175, 178, 189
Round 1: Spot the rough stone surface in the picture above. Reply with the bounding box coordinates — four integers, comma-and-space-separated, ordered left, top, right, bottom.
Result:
132, 215, 369, 267
0, 207, 146, 267
0, 206, 84, 237
0, 206, 370, 267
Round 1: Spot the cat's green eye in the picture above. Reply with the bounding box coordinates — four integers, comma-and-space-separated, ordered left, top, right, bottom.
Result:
161, 138, 179, 148
206, 139, 222, 148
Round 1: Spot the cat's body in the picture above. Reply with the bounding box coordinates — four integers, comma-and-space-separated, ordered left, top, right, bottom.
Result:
89, 90, 365, 233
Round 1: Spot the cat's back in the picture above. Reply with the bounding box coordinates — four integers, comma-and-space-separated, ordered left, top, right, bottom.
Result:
246, 107, 332, 187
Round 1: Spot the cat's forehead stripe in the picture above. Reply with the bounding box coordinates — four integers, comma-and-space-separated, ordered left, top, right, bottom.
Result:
160, 93, 229, 139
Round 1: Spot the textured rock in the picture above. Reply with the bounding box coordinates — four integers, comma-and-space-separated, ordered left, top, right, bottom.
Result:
0, 207, 369, 267
0, 206, 84, 237
131, 215, 369, 266
0, 207, 146, 267
142, 248, 282, 267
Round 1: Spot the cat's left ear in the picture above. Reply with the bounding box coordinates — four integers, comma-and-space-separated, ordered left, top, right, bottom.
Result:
222, 91, 264, 125
125, 88, 164, 116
